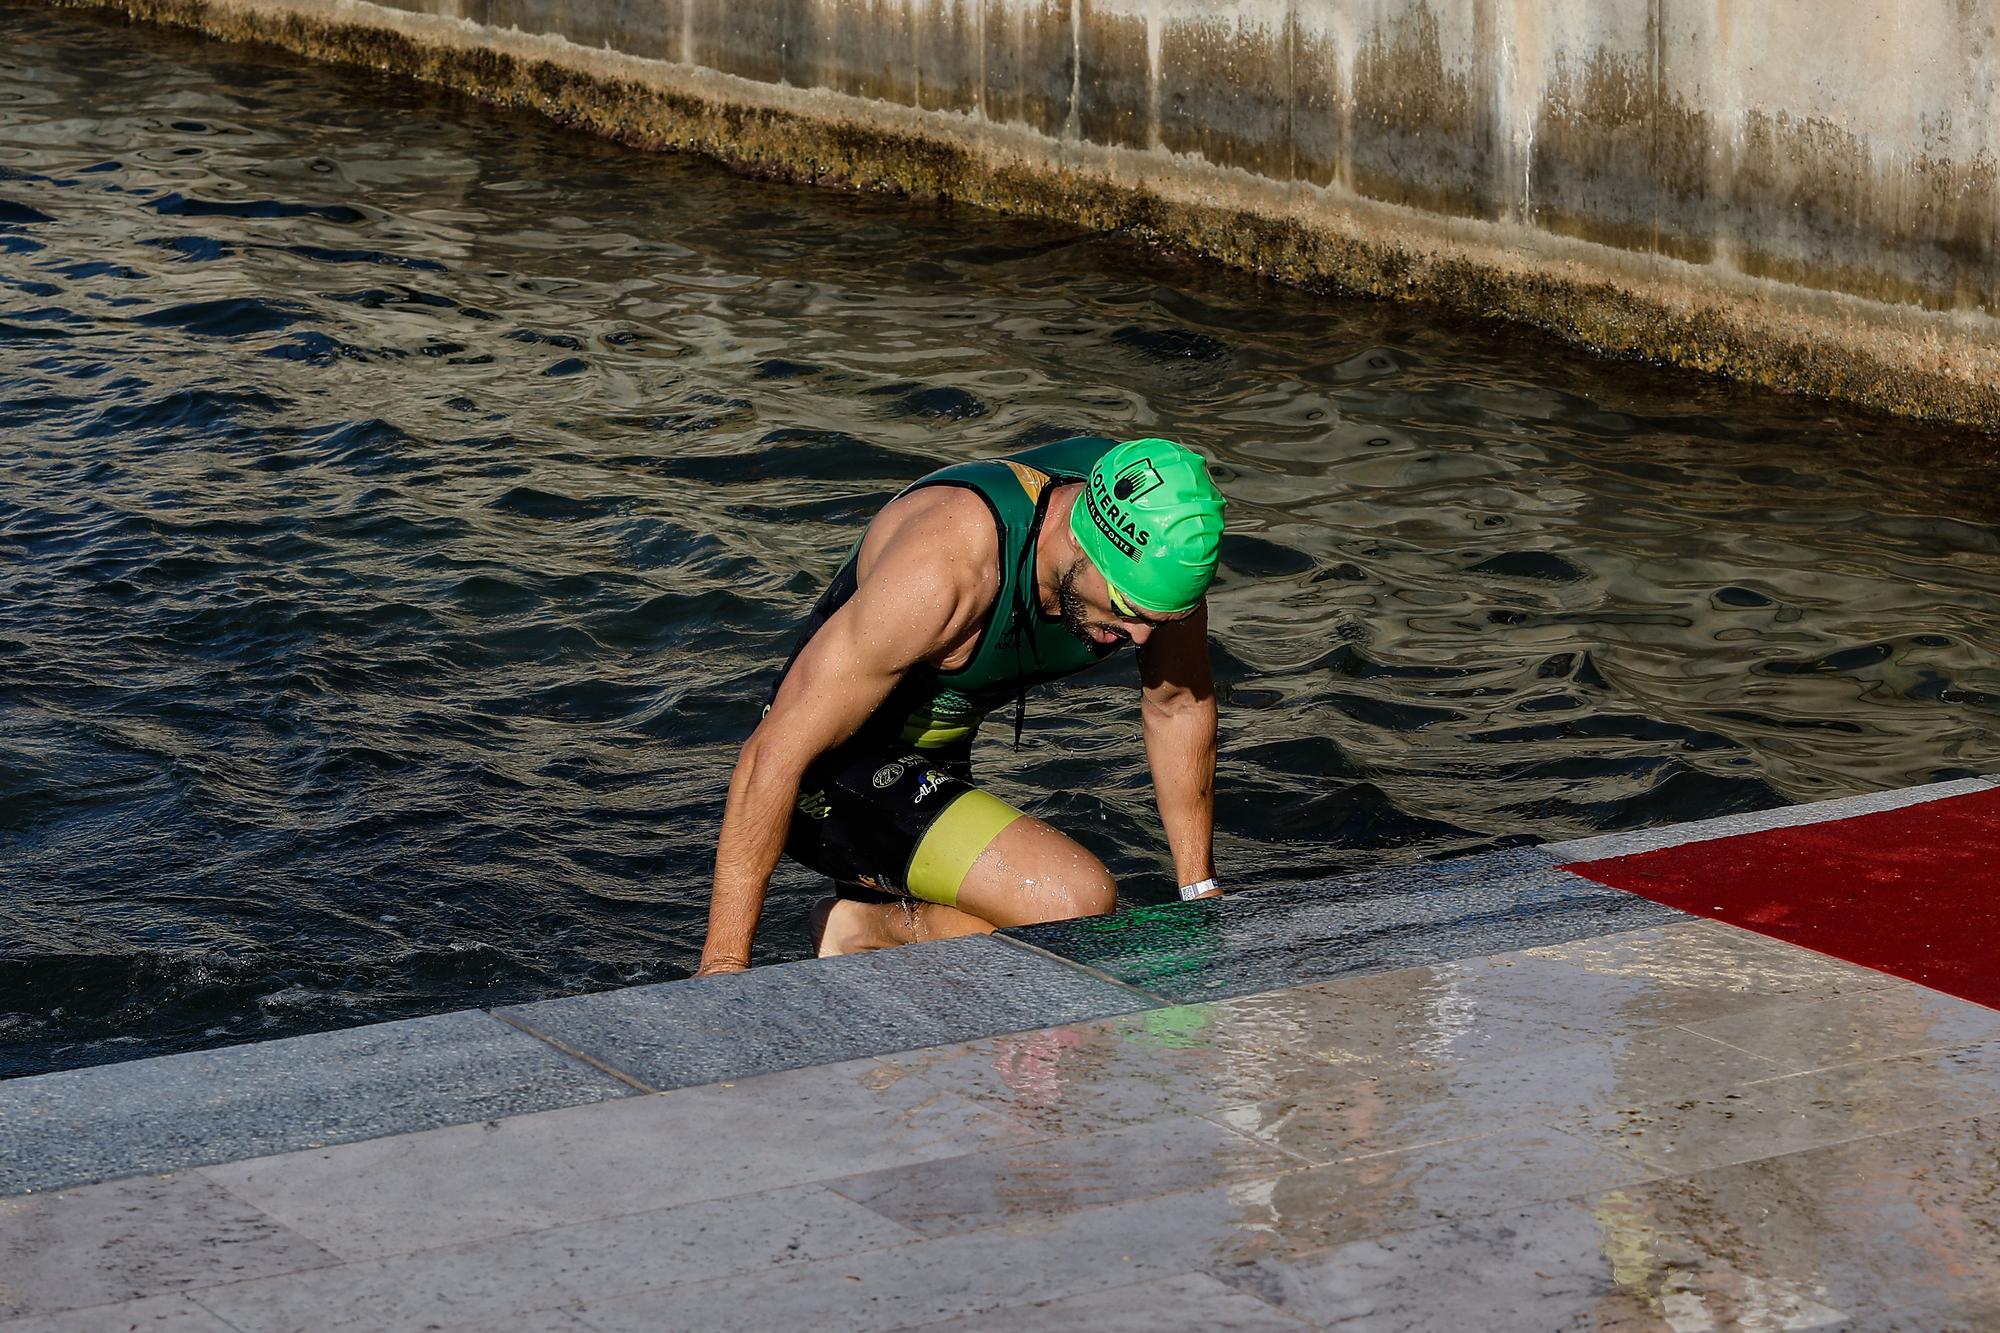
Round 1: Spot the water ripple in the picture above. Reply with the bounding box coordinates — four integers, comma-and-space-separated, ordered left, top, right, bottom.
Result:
4, 4, 2000, 1077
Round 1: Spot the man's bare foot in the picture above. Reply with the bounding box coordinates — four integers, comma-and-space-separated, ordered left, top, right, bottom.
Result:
814, 898, 878, 957
809, 896, 838, 955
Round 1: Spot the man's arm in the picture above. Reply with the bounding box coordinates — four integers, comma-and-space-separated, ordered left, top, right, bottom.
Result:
695, 503, 991, 976
1138, 603, 1218, 894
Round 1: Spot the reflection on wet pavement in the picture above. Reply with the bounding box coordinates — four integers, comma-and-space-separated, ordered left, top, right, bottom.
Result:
17, 918, 1995, 1330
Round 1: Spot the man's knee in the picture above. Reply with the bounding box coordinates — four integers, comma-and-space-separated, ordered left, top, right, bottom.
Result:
1027, 859, 1117, 923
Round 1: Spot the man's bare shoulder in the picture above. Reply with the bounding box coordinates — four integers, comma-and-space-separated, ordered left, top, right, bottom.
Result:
851, 484, 1002, 651
861, 484, 1001, 586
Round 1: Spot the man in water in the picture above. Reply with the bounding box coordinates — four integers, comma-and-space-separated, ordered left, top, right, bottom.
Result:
695, 436, 1226, 975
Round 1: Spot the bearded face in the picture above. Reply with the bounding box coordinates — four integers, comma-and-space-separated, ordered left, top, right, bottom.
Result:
1057, 558, 1129, 657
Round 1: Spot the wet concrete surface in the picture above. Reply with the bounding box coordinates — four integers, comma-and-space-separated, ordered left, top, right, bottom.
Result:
1005, 847, 1687, 1002
495, 934, 1155, 1092
0, 1011, 636, 1198
7, 783, 1999, 1328
6, 915, 1998, 1331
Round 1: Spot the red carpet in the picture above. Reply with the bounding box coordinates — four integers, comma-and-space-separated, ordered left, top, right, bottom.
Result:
1565, 788, 2000, 1010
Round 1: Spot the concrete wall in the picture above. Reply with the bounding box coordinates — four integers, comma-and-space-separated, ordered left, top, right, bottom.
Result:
61, 0, 2000, 428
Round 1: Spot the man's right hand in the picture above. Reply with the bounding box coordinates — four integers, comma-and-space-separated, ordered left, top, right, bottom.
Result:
692, 957, 748, 978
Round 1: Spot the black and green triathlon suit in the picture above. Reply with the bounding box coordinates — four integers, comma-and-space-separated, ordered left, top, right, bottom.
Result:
775, 436, 1119, 909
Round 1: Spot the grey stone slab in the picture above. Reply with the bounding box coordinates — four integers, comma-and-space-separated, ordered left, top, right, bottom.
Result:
1228, 1025, 1784, 1166
1371, 919, 1902, 1046
192, 1183, 916, 1333
440, 1311, 594, 1333
1218, 1117, 2000, 1331
1685, 982, 2000, 1072
0, 1294, 241, 1333
497, 934, 1155, 1091
1751, 1038, 2000, 1139
0, 1172, 335, 1322
877, 926, 1794, 1144
882, 922, 1885, 1142
201, 1056, 1041, 1260
1833, 1307, 2000, 1333
1544, 777, 1998, 864
562, 1186, 1260, 1333
879, 1004, 1385, 1139
1620, 1117, 2000, 1320
1565, 1039, 2000, 1176
0, 1011, 633, 1197
1202, 1122, 1659, 1264
829, 1114, 1295, 1238
1211, 1195, 1846, 1331
888, 1272, 1310, 1332
1004, 848, 1683, 1003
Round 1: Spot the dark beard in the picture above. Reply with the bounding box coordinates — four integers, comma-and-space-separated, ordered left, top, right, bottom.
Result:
1057, 559, 1124, 657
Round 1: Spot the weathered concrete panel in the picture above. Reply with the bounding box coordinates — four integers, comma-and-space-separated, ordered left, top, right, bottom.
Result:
1157, 0, 1291, 178
815, 0, 918, 104
684, 0, 812, 86
1659, 0, 2000, 313
1076, 0, 1150, 151
1521, 3, 1667, 255
488, 0, 681, 61
65, 0, 2000, 429
982, 0, 1074, 141
1342, 0, 1492, 218
369, 0, 463, 19
1289, 5, 1343, 188
914, 0, 981, 115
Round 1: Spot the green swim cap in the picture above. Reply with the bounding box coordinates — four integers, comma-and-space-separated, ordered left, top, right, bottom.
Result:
1069, 437, 1226, 615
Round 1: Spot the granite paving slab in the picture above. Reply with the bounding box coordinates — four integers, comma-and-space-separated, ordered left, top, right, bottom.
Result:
1748, 1036, 2000, 1140
1210, 1193, 1828, 1331
876, 992, 1661, 1146
0, 1010, 634, 1197
878, 923, 1797, 1142
1004, 847, 1686, 1003
1217, 1114, 2000, 1330
1210, 1121, 1661, 1263
1542, 775, 1997, 863
1259, 918, 1900, 1059
889, 1272, 1311, 1331
190, 1183, 919, 1333
438, 1311, 595, 1333
828, 1113, 1296, 1238
1683, 983, 2000, 1070
496, 933, 1155, 1091
1564, 1038, 2000, 1176
1226, 1024, 1785, 1166
0, 1294, 242, 1333
199, 1055, 1044, 1260
882, 919, 1900, 1155
0, 1172, 335, 1322
556, 1187, 1260, 1333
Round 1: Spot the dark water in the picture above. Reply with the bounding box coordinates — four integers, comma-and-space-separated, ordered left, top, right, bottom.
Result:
4, 5, 1999, 1078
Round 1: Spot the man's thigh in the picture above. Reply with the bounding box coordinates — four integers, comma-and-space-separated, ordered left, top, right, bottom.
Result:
945, 812, 1118, 928
786, 742, 981, 900
787, 741, 1114, 923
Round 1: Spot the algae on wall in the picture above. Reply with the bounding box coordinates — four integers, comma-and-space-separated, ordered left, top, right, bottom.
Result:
57, 0, 2000, 429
